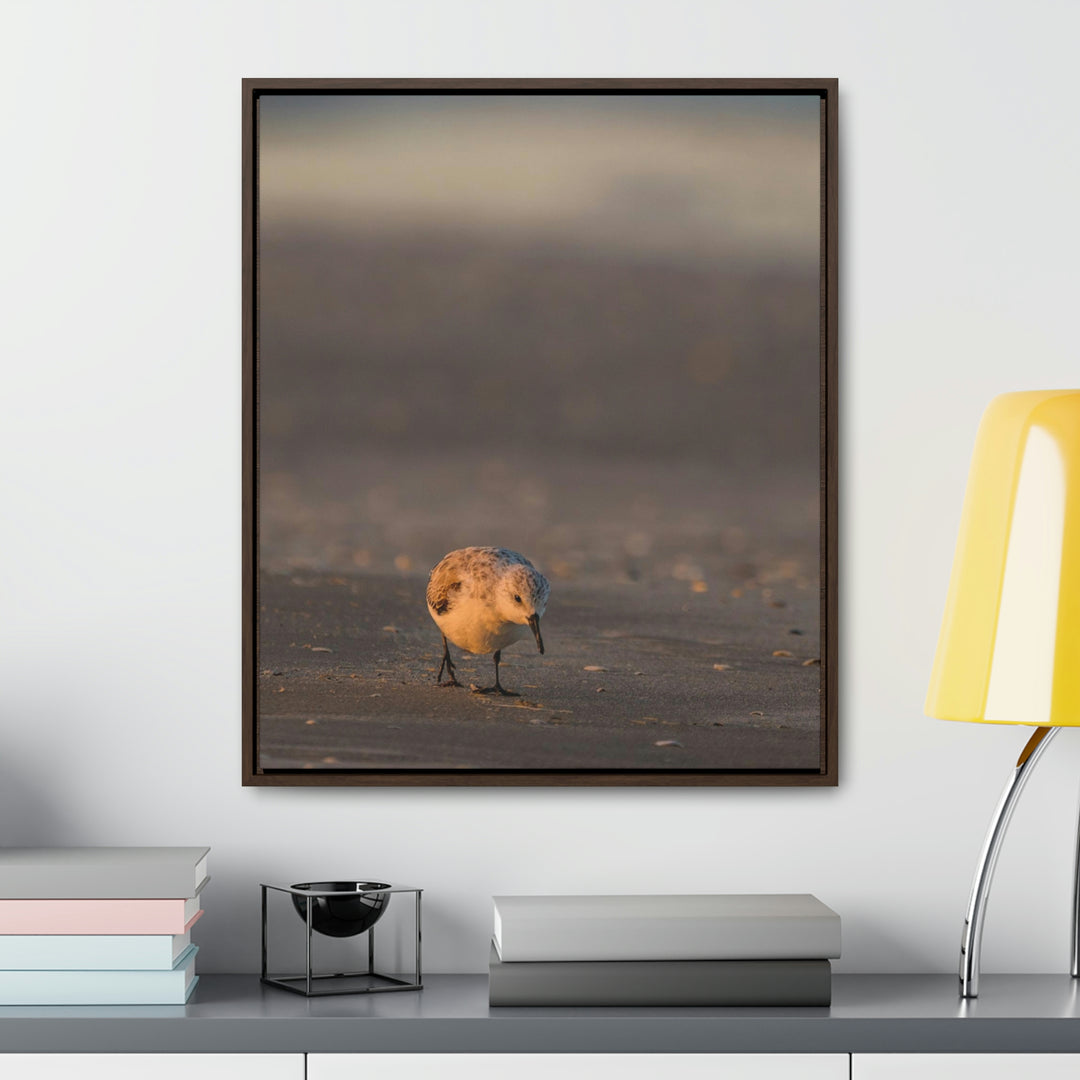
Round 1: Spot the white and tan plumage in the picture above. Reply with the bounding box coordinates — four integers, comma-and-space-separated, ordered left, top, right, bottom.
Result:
426, 546, 550, 695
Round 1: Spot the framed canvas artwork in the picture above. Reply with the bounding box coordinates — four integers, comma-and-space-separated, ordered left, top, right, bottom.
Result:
242, 79, 838, 786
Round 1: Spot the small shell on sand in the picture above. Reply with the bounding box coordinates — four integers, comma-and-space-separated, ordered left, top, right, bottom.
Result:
802, 658, 822, 666
584, 665, 606, 671
772, 649, 794, 657
654, 739, 683, 748
311, 646, 332, 652
713, 663, 731, 671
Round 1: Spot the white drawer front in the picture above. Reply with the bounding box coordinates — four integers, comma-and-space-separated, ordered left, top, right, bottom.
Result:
1, 1054, 304, 1080
854, 1054, 1080, 1079
310, 1054, 849, 1080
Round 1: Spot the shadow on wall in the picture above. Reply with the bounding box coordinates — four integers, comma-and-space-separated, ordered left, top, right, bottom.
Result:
0, 756, 73, 845
838, 910, 954, 976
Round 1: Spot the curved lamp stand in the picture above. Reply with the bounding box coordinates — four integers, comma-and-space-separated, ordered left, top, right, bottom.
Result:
960, 726, 1064, 997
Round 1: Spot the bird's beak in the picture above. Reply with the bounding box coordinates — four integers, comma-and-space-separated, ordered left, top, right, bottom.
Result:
528, 614, 544, 655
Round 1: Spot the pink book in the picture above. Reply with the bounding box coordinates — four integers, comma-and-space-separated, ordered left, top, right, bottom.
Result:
0, 898, 202, 935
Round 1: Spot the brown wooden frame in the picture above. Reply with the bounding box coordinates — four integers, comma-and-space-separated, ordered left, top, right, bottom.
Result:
242, 78, 838, 787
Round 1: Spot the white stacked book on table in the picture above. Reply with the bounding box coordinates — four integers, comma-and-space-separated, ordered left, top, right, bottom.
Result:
489, 894, 841, 1006
0, 847, 208, 1005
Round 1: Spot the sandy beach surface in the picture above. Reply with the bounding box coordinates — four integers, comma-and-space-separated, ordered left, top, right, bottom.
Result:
254, 131, 826, 776
258, 568, 822, 774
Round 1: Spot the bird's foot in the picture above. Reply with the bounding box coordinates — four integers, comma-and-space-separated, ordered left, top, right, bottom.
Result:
471, 684, 518, 697
438, 676, 463, 689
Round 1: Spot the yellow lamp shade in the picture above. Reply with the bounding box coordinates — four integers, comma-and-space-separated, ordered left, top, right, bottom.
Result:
926, 390, 1080, 726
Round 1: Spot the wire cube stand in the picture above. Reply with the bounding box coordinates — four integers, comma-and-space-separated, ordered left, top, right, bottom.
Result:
260, 882, 422, 997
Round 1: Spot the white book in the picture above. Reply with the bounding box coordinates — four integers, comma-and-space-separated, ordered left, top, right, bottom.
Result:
492, 894, 841, 962
0, 847, 209, 899
0, 929, 192, 970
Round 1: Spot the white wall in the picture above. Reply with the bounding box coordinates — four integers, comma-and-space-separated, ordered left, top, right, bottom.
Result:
2, 0, 1078, 976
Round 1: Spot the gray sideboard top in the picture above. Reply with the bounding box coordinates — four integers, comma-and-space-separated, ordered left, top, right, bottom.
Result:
3, 974, 1080, 1054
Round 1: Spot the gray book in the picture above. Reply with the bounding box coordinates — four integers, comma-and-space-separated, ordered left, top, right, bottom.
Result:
489, 945, 831, 1006
493, 894, 841, 962
0, 847, 210, 899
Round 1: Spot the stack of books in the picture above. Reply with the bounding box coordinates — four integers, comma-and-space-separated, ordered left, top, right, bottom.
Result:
0, 847, 209, 1005
489, 893, 840, 1007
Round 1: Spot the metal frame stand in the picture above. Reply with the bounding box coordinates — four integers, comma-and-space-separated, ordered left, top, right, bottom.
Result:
260, 882, 422, 997
959, 726, 1065, 997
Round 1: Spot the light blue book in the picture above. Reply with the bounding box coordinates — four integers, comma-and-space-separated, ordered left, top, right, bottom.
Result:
0, 944, 198, 1005
0, 930, 192, 970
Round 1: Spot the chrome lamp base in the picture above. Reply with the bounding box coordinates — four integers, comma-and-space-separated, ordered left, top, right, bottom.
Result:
959, 726, 1079, 997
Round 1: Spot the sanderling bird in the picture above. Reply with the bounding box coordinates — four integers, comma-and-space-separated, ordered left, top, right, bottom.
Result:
426, 546, 550, 695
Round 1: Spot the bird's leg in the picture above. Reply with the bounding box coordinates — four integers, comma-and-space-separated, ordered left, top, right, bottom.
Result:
493, 651, 514, 696
474, 650, 518, 696
437, 635, 462, 688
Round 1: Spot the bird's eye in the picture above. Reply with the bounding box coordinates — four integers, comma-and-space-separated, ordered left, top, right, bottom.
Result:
514, 594, 522, 604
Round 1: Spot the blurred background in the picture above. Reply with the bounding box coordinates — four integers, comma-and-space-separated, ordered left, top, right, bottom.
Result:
257, 92, 821, 599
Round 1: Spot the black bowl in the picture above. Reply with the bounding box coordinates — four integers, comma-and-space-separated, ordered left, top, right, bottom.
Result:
290, 881, 391, 938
